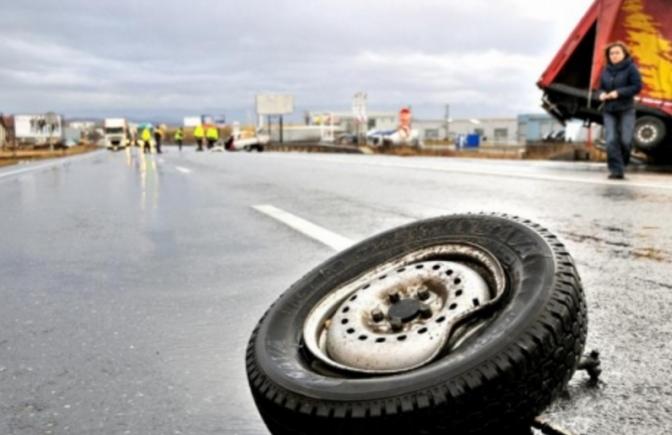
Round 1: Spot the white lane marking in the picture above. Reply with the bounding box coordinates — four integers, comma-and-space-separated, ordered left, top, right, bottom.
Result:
260, 154, 672, 191
175, 166, 192, 174
253, 205, 354, 251
0, 150, 104, 180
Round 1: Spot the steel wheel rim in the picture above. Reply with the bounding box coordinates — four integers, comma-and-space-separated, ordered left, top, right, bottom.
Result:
302, 243, 507, 374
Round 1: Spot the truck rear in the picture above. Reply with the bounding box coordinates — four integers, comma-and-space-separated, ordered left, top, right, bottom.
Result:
538, 0, 672, 160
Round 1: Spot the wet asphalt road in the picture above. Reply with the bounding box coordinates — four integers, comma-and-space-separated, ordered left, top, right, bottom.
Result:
1, 147, 672, 435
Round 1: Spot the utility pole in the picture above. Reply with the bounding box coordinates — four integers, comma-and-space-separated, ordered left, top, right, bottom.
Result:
279, 115, 284, 144
444, 104, 451, 141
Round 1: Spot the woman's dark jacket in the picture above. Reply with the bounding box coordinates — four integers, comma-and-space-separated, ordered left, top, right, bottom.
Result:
599, 58, 643, 113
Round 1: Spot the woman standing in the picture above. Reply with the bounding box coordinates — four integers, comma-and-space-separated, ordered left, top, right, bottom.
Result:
599, 41, 643, 179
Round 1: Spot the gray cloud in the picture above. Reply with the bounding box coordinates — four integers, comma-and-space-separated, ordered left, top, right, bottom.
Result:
0, 0, 591, 121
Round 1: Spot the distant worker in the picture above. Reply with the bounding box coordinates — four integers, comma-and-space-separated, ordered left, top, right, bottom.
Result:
154, 126, 163, 154
206, 125, 219, 149
141, 127, 152, 154
174, 127, 184, 151
598, 41, 642, 180
194, 124, 205, 152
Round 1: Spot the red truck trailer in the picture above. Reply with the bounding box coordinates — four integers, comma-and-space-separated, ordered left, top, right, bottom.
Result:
538, 0, 672, 159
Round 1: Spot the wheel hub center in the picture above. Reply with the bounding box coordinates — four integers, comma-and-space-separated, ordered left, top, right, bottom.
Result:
388, 298, 423, 323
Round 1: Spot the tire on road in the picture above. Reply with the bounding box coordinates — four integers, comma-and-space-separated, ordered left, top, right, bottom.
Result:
634, 116, 667, 151
246, 214, 587, 435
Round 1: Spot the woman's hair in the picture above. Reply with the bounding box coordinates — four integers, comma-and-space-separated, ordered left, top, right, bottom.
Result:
604, 41, 632, 63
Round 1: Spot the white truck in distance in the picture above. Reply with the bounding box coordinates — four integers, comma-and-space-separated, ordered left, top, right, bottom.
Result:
104, 118, 129, 150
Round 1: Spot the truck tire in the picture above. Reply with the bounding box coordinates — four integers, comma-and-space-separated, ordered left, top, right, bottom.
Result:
634, 116, 667, 151
246, 214, 587, 435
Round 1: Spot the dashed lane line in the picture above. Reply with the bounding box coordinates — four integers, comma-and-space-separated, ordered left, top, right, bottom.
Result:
253, 204, 354, 251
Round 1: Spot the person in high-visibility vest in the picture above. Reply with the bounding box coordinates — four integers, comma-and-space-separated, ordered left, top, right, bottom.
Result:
153, 126, 163, 154
174, 127, 184, 151
141, 127, 152, 154
194, 124, 204, 152
206, 125, 219, 149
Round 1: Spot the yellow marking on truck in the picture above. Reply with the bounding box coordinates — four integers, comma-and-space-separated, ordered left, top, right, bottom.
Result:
623, 0, 672, 100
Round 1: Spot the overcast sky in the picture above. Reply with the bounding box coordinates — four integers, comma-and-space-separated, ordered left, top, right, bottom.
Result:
0, 0, 592, 122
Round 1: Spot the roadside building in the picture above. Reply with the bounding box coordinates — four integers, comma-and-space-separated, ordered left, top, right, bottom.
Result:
303, 110, 564, 147
0, 115, 7, 148
66, 120, 96, 130
413, 119, 449, 142
517, 114, 564, 143
449, 118, 519, 146
307, 111, 398, 133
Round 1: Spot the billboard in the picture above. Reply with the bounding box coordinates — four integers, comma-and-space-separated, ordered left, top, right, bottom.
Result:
14, 114, 63, 139
184, 116, 202, 127
256, 95, 294, 115
202, 114, 226, 126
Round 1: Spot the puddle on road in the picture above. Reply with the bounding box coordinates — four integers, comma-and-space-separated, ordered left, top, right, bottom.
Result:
631, 247, 668, 262
562, 231, 632, 248
600, 185, 671, 203
560, 231, 670, 263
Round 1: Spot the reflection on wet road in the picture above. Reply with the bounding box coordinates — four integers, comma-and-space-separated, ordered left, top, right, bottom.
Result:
1, 149, 672, 434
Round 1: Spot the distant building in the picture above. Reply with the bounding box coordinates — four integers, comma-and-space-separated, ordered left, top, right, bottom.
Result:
449, 118, 519, 146
304, 110, 566, 146
307, 111, 398, 133
66, 121, 96, 130
413, 119, 449, 142
517, 114, 564, 143
0, 115, 7, 148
